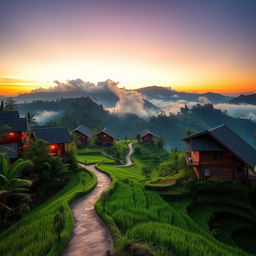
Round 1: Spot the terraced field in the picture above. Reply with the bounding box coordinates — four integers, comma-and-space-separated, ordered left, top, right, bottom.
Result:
96, 143, 255, 256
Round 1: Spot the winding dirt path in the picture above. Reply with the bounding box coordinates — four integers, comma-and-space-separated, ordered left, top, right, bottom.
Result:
63, 142, 134, 256
123, 142, 134, 167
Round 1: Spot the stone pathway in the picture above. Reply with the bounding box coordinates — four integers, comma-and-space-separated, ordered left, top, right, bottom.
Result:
63, 143, 134, 256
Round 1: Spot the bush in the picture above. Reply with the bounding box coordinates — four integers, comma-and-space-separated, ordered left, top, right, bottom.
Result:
53, 210, 65, 240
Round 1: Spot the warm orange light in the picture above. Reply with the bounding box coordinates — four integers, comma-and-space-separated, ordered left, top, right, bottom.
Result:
9, 132, 15, 137
50, 144, 57, 150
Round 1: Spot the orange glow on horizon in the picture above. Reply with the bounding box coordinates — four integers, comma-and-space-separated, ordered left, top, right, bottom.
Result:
0, 78, 255, 95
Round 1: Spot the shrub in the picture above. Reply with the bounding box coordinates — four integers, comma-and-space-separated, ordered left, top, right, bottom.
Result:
53, 210, 65, 240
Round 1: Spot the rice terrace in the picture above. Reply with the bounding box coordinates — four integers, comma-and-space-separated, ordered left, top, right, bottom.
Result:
1, 0, 256, 255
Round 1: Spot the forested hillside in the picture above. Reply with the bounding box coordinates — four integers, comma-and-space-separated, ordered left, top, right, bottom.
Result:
17, 97, 256, 150
230, 94, 256, 105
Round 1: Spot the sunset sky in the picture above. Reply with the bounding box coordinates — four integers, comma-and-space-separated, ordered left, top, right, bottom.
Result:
0, 0, 256, 95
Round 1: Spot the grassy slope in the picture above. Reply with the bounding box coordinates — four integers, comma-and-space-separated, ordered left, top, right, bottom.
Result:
96, 143, 252, 256
0, 168, 97, 256
76, 148, 115, 164
103, 140, 130, 162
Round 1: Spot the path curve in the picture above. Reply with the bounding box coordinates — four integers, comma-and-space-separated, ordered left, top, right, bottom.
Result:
123, 142, 134, 167
63, 142, 134, 256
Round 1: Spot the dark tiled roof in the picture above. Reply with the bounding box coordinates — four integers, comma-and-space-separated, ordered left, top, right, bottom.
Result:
32, 127, 72, 144
0, 111, 19, 120
139, 129, 157, 138
94, 127, 116, 139
190, 135, 226, 151
72, 125, 91, 137
0, 144, 18, 159
183, 124, 256, 168
0, 118, 27, 132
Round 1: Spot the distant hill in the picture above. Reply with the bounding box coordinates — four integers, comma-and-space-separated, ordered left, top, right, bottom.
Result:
15, 86, 160, 114
230, 93, 256, 105
136, 86, 232, 103
17, 97, 256, 150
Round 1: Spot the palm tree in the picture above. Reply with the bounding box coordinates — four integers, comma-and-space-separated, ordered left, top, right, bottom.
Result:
0, 154, 33, 222
43, 157, 69, 182
26, 112, 37, 124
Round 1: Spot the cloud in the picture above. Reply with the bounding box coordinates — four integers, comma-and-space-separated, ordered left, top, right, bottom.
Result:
149, 99, 198, 115
14, 78, 256, 121
108, 87, 151, 117
215, 103, 256, 121
27, 78, 154, 117
199, 96, 211, 104
149, 99, 256, 122
35, 110, 60, 123
31, 79, 107, 93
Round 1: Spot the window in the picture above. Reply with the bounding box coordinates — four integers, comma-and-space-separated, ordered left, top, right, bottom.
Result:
213, 152, 223, 160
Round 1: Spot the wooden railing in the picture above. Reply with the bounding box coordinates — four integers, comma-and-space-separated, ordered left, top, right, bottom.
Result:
185, 152, 199, 167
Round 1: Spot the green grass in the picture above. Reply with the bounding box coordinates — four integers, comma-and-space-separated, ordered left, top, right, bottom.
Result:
186, 195, 256, 253
76, 147, 115, 164
101, 181, 250, 256
0, 168, 97, 256
97, 164, 145, 181
4, 141, 253, 256
96, 143, 253, 256
103, 140, 130, 162
133, 143, 169, 166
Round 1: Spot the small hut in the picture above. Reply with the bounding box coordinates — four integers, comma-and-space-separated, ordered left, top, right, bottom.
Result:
95, 127, 115, 146
0, 111, 28, 160
31, 126, 73, 156
71, 125, 91, 145
139, 129, 157, 143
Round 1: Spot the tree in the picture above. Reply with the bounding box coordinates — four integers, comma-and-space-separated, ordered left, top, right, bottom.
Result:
47, 157, 69, 181
47, 120, 59, 127
22, 140, 51, 179
185, 129, 195, 137
4, 98, 16, 111
156, 137, 164, 148
180, 104, 189, 114
0, 154, 32, 226
53, 209, 65, 240
65, 148, 78, 170
112, 143, 123, 160
26, 112, 37, 124
0, 101, 4, 111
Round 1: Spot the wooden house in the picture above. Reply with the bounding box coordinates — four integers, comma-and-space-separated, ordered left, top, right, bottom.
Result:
0, 111, 28, 160
31, 127, 73, 156
95, 127, 115, 146
139, 129, 157, 143
182, 124, 256, 182
71, 125, 91, 145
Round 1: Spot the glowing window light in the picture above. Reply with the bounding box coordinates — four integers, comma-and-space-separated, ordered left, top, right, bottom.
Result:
50, 144, 57, 150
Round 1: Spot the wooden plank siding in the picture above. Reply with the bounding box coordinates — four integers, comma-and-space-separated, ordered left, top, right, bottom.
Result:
187, 150, 248, 181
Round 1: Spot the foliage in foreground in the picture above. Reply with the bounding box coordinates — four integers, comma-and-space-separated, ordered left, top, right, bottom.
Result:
0, 154, 32, 229
0, 168, 96, 256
